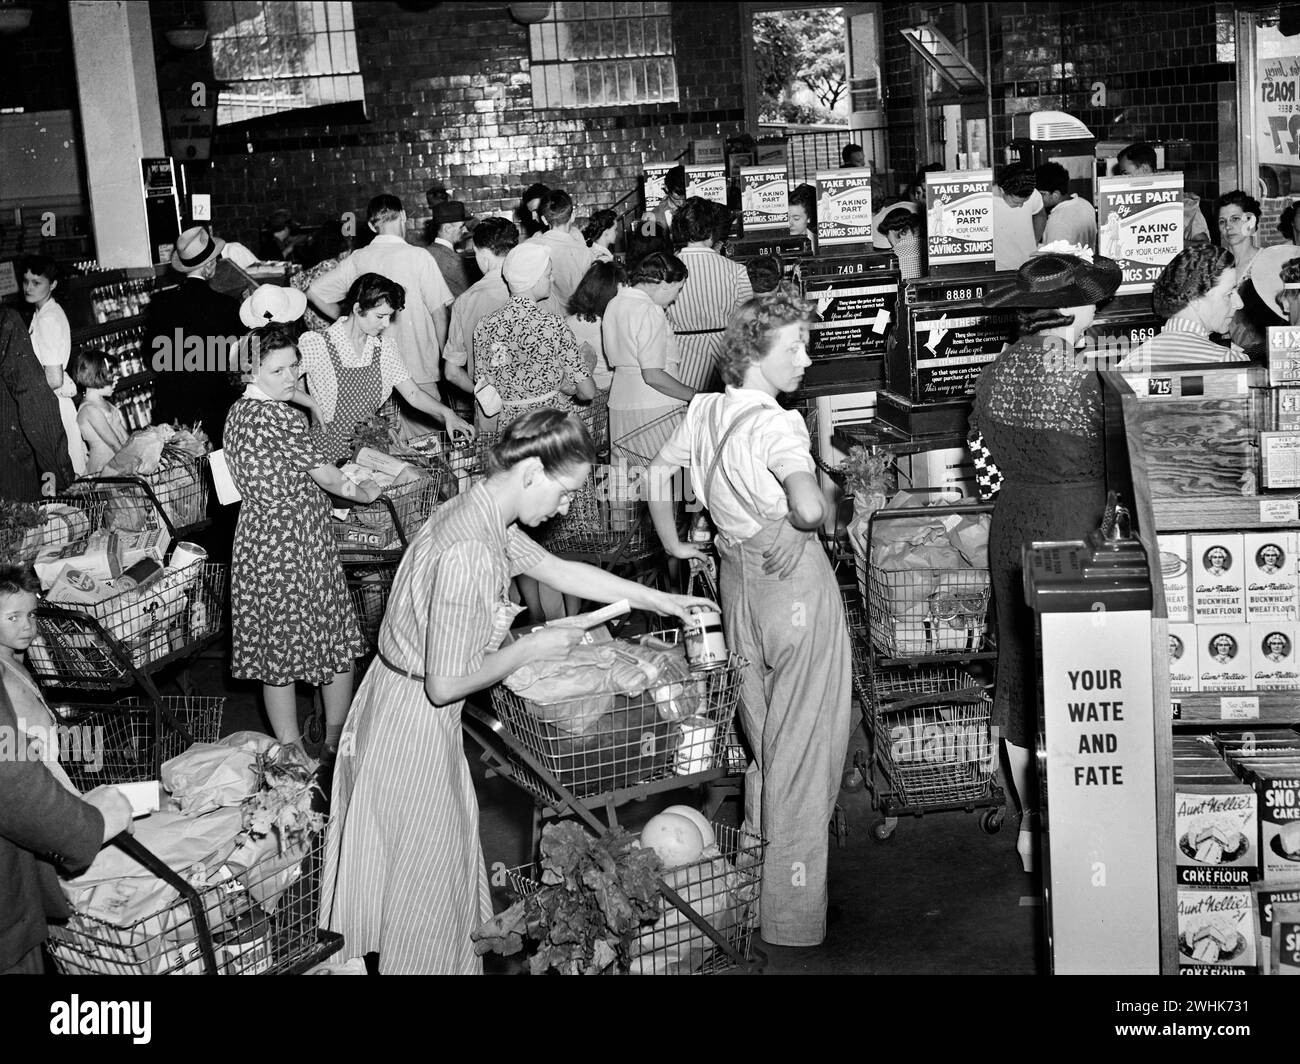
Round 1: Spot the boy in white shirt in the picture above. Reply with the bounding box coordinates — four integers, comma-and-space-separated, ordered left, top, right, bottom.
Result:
1037, 161, 1098, 250
647, 290, 852, 949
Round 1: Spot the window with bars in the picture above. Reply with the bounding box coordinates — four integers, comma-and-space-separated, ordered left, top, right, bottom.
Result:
205, 1, 364, 125
528, 1, 678, 110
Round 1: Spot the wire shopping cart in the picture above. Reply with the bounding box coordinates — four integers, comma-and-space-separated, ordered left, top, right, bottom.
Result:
47, 831, 343, 976
332, 469, 447, 562
462, 624, 763, 974
611, 407, 686, 468
849, 502, 1004, 840
52, 696, 225, 791
70, 448, 212, 541
403, 430, 497, 497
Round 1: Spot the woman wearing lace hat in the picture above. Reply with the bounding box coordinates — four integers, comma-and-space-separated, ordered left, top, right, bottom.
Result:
967, 242, 1122, 875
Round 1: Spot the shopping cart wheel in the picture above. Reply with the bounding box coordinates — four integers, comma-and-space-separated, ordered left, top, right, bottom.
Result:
870, 817, 897, 842
302, 692, 325, 754
979, 808, 1004, 835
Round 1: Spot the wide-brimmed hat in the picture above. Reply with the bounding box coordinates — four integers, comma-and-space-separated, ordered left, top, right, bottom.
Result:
1248, 242, 1300, 314
239, 283, 307, 329
430, 201, 471, 226
985, 247, 1123, 308
171, 226, 226, 273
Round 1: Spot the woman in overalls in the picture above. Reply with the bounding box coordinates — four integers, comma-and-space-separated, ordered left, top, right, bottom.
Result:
648, 290, 853, 948
296, 273, 473, 461
321, 409, 714, 973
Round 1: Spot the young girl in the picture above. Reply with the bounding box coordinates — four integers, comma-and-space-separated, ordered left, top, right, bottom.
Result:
22, 255, 86, 476
647, 290, 853, 949
72, 349, 129, 474
0, 566, 60, 766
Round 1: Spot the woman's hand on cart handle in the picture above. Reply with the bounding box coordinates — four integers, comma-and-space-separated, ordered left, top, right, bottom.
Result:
84, 785, 135, 843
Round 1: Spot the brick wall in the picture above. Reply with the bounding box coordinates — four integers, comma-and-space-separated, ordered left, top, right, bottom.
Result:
885, 1, 1228, 208
194, 1, 746, 245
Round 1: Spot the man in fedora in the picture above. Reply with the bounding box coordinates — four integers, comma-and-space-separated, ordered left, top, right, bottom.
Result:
308, 193, 453, 435
529, 189, 595, 313
144, 225, 243, 447
426, 201, 472, 299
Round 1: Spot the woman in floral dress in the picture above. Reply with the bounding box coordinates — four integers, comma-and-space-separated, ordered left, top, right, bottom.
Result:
225, 321, 382, 758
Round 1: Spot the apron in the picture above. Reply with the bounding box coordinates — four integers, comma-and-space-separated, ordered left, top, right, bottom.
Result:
701, 405, 853, 947
319, 328, 384, 463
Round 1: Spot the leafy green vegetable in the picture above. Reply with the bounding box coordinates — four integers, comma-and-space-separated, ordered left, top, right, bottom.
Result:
472, 820, 663, 975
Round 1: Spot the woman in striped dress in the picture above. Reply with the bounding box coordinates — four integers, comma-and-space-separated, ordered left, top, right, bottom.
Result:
667, 199, 753, 393
320, 409, 714, 974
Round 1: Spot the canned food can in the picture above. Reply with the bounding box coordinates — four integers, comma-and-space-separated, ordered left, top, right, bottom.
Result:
684, 608, 727, 672
169, 541, 208, 570
675, 716, 717, 776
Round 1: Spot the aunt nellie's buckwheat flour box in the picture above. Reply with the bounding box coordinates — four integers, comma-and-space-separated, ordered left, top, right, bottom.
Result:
1191, 534, 1245, 623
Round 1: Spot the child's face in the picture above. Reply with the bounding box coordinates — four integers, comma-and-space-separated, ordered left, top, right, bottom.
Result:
757, 322, 812, 395
22, 270, 55, 306
0, 591, 38, 654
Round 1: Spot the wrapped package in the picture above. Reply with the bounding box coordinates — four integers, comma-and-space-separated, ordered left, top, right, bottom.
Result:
104, 426, 175, 477
162, 731, 277, 816
37, 502, 91, 552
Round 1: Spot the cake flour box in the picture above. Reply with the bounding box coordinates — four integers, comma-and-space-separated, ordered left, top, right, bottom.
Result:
1251, 767, 1300, 883
1191, 534, 1245, 623
1243, 532, 1299, 621
1176, 888, 1258, 973
1174, 780, 1259, 887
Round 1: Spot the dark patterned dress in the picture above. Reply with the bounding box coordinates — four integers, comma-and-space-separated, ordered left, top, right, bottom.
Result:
225, 393, 364, 685
968, 334, 1108, 748
472, 295, 590, 423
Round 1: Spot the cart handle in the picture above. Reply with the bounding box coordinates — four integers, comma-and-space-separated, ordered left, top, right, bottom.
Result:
111, 834, 220, 975
876, 685, 990, 714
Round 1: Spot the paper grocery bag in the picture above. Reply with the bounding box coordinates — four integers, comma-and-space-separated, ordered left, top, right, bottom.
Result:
208, 449, 241, 505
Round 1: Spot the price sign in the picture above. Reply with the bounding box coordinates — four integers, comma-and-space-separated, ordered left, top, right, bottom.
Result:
1259, 56, 1300, 165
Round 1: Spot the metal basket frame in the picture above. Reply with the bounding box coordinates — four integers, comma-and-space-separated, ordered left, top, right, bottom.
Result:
72, 447, 212, 541
611, 407, 686, 468
344, 559, 399, 663
542, 463, 661, 570
52, 696, 225, 790
504, 821, 767, 975
334, 470, 447, 562
488, 629, 745, 804
864, 664, 997, 806
47, 831, 342, 976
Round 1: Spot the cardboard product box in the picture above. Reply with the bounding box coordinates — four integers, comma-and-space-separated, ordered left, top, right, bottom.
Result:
1261, 431, 1300, 490
1168, 622, 1199, 693
1251, 622, 1300, 690
1251, 768, 1300, 882
1177, 888, 1259, 972
1274, 386, 1300, 431
1268, 325, 1300, 386
1244, 532, 1299, 621
1248, 879, 1300, 967
1197, 622, 1252, 692
1270, 902, 1300, 974
1190, 534, 1245, 623
1157, 534, 1191, 622
1174, 779, 1260, 887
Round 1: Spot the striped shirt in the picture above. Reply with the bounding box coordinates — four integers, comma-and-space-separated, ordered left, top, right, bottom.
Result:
666, 246, 753, 391
1119, 317, 1248, 371
322, 483, 548, 973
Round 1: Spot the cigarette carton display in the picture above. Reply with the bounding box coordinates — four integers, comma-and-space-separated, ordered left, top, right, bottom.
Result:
1197, 622, 1252, 692
1191, 534, 1245, 622
1251, 622, 1300, 690
1167, 622, 1198, 692
1157, 534, 1191, 622
1174, 777, 1259, 886
1244, 532, 1299, 621
1177, 888, 1259, 973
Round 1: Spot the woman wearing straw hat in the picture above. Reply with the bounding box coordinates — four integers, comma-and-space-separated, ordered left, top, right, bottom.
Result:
968, 243, 1122, 875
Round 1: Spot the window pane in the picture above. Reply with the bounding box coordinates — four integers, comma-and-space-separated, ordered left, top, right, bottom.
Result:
659, 57, 677, 101
545, 21, 561, 62
597, 20, 613, 59
626, 18, 643, 54
633, 57, 647, 100
564, 20, 585, 59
